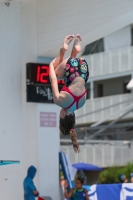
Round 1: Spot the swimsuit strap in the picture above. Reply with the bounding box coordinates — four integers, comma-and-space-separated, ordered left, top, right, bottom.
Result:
72, 188, 84, 198
72, 188, 76, 197
61, 85, 86, 110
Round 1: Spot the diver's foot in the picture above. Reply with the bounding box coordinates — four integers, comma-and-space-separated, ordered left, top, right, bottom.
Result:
71, 34, 82, 57
62, 35, 74, 51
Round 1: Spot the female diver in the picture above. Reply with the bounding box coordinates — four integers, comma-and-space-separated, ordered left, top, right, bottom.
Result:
63, 177, 89, 200
49, 34, 89, 153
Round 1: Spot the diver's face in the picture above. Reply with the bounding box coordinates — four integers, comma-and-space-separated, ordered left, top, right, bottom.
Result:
60, 108, 67, 119
75, 180, 83, 190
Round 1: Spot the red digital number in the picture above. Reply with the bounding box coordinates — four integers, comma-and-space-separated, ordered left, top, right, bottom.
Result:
37, 66, 40, 82
37, 66, 49, 83
40, 66, 49, 83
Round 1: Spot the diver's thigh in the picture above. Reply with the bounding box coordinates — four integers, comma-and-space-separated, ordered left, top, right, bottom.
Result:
55, 64, 65, 78
55, 57, 69, 78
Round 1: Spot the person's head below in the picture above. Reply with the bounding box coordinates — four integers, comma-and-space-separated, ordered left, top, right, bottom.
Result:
59, 109, 79, 153
119, 174, 128, 183
75, 177, 84, 190
130, 173, 133, 183
27, 165, 37, 179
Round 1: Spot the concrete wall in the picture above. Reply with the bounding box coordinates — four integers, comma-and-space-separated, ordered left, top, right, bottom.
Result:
0, 2, 60, 200
0, 1, 39, 199
94, 75, 131, 97
61, 141, 133, 168
37, 0, 133, 57
104, 25, 132, 51
75, 93, 133, 124
38, 104, 60, 200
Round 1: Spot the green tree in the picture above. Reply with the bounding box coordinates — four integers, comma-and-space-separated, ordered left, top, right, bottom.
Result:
98, 162, 133, 184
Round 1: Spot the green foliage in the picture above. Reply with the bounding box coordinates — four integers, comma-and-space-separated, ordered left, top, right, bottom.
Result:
98, 162, 133, 184
60, 171, 64, 178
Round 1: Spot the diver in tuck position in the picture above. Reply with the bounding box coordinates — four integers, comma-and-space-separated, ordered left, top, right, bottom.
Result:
49, 34, 89, 153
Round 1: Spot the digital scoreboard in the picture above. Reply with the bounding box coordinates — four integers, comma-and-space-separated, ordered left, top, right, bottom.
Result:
26, 63, 64, 103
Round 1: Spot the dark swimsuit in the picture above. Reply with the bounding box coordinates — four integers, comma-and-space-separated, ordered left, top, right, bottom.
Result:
72, 188, 86, 200
61, 57, 89, 110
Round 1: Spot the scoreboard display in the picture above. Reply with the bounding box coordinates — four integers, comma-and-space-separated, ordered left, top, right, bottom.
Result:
26, 63, 64, 103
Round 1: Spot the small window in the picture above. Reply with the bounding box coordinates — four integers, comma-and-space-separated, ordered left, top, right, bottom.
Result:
86, 88, 90, 99
82, 38, 104, 55
97, 84, 103, 97
123, 82, 131, 93
86, 84, 90, 99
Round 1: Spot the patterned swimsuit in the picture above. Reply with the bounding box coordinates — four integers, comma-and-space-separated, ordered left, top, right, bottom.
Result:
64, 57, 89, 87
72, 188, 86, 200
61, 57, 89, 110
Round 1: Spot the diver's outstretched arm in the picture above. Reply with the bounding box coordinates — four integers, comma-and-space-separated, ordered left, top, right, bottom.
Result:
49, 58, 59, 100
49, 59, 65, 106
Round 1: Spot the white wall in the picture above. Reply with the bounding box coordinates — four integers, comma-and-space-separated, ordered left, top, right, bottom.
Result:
0, 1, 39, 199
83, 46, 133, 79
75, 93, 133, 124
61, 141, 133, 167
37, 0, 133, 57
0, 2, 60, 200
104, 26, 132, 51
38, 104, 60, 200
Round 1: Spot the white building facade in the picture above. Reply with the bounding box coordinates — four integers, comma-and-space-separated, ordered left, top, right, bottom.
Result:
61, 26, 133, 168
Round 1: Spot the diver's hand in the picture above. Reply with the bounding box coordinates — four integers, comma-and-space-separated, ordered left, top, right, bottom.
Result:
61, 179, 68, 189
